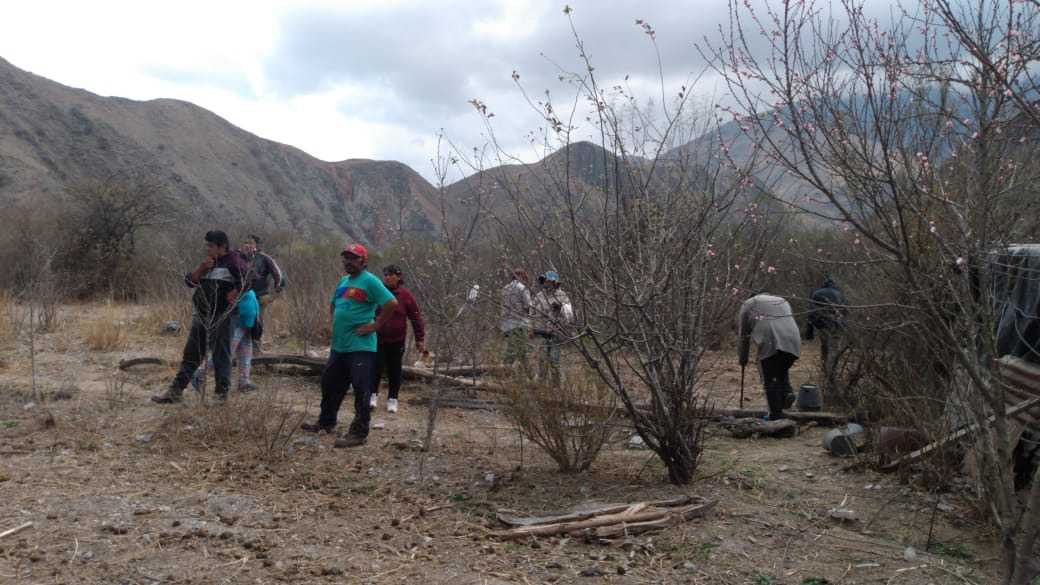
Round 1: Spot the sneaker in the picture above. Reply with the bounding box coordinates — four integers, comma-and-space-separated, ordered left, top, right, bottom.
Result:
783, 392, 796, 409
239, 382, 259, 392
334, 433, 367, 448
386, 398, 398, 413
369, 394, 378, 408
300, 421, 336, 434
151, 389, 183, 404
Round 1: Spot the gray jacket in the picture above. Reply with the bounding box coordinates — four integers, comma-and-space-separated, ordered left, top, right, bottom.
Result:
738, 293, 801, 364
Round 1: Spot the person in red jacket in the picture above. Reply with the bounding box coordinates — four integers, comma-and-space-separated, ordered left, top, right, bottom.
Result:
371, 265, 425, 413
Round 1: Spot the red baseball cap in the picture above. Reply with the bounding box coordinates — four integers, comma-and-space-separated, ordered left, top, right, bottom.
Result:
341, 243, 367, 258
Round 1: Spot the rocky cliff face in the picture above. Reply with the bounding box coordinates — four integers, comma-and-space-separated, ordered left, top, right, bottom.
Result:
0, 57, 442, 245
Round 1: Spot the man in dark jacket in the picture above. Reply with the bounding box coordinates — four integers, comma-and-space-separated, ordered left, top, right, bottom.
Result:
806, 277, 849, 394
152, 230, 258, 404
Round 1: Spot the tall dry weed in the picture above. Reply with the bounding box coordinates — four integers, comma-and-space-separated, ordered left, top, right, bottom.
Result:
0, 290, 24, 340
84, 303, 130, 352
156, 383, 306, 461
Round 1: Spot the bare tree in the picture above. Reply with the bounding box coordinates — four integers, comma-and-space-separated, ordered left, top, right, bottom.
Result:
462, 14, 777, 484
702, 0, 1040, 581
67, 172, 168, 297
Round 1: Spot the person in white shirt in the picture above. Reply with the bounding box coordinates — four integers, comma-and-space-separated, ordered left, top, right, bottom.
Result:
499, 268, 532, 378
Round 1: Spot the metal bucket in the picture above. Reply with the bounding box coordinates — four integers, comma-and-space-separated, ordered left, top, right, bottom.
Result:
823, 423, 865, 455
796, 384, 821, 411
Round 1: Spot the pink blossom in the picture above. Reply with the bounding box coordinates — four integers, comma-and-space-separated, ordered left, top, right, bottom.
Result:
767, 266, 776, 273
956, 257, 966, 266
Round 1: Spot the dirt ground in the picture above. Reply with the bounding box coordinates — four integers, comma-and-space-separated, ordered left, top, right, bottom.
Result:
0, 304, 1004, 584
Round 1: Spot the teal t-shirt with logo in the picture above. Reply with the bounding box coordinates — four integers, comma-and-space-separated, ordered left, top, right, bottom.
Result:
330, 270, 395, 353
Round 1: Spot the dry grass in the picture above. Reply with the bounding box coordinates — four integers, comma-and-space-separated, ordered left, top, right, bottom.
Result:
83, 303, 130, 352
0, 289, 25, 341
156, 381, 307, 462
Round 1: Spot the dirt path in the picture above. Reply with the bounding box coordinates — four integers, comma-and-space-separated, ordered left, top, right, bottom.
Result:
0, 304, 1001, 584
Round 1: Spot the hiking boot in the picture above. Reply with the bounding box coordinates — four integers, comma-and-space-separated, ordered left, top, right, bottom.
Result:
151, 388, 183, 404
300, 421, 336, 434
212, 392, 228, 405
334, 433, 367, 448
386, 398, 398, 413
783, 392, 795, 409
369, 394, 378, 408
239, 382, 259, 392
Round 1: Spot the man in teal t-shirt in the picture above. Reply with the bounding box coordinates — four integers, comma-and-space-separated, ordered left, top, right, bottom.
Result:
301, 243, 397, 447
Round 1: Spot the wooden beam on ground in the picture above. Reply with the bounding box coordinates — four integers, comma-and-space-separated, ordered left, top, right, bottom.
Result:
881, 397, 1040, 471
405, 397, 500, 410
717, 416, 797, 438
401, 366, 503, 391
713, 408, 847, 424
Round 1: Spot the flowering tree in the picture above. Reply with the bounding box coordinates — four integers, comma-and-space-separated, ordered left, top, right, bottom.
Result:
702, 0, 1040, 581
461, 14, 778, 484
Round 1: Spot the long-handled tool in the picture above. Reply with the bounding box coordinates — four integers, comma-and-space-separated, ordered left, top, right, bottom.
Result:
739, 364, 745, 409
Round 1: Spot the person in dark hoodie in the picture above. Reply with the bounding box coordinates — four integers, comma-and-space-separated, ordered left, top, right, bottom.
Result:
370, 265, 425, 413
152, 230, 258, 404
805, 277, 849, 393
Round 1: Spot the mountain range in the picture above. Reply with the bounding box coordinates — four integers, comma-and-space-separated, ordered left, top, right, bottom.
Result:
0, 57, 814, 248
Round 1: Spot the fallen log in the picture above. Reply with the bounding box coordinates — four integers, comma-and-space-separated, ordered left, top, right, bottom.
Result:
492, 496, 717, 540
714, 408, 847, 424
717, 416, 797, 438
405, 397, 500, 411
590, 499, 718, 539
118, 357, 174, 370
401, 366, 503, 391
497, 495, 695, 527
120, 355, 504, 388
881, 396, 1040, 471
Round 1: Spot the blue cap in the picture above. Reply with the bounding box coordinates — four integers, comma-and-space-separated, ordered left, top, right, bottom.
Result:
544, 270, 560, 282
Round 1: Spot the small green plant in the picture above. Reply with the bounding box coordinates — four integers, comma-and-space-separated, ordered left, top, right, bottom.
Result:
748, 573, 777, 585
3, 419, 19, 428
449, 491, 470, 502
929, 542, 972, 561
697, 542, 718, 559
801, 578, 831, 585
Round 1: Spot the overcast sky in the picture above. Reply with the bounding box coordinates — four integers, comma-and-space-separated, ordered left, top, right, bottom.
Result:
0, 0, 899, 184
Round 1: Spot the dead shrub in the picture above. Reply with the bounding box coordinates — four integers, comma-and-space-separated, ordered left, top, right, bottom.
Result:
156, 383, 306, 461
102, 369, 132, 410
0, 289, 24, 340
279, 241, 341, 354
501, 367, 621, 473
84, 304, 130, 352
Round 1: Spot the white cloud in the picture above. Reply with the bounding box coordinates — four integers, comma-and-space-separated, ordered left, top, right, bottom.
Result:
0, 0, 909, 184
